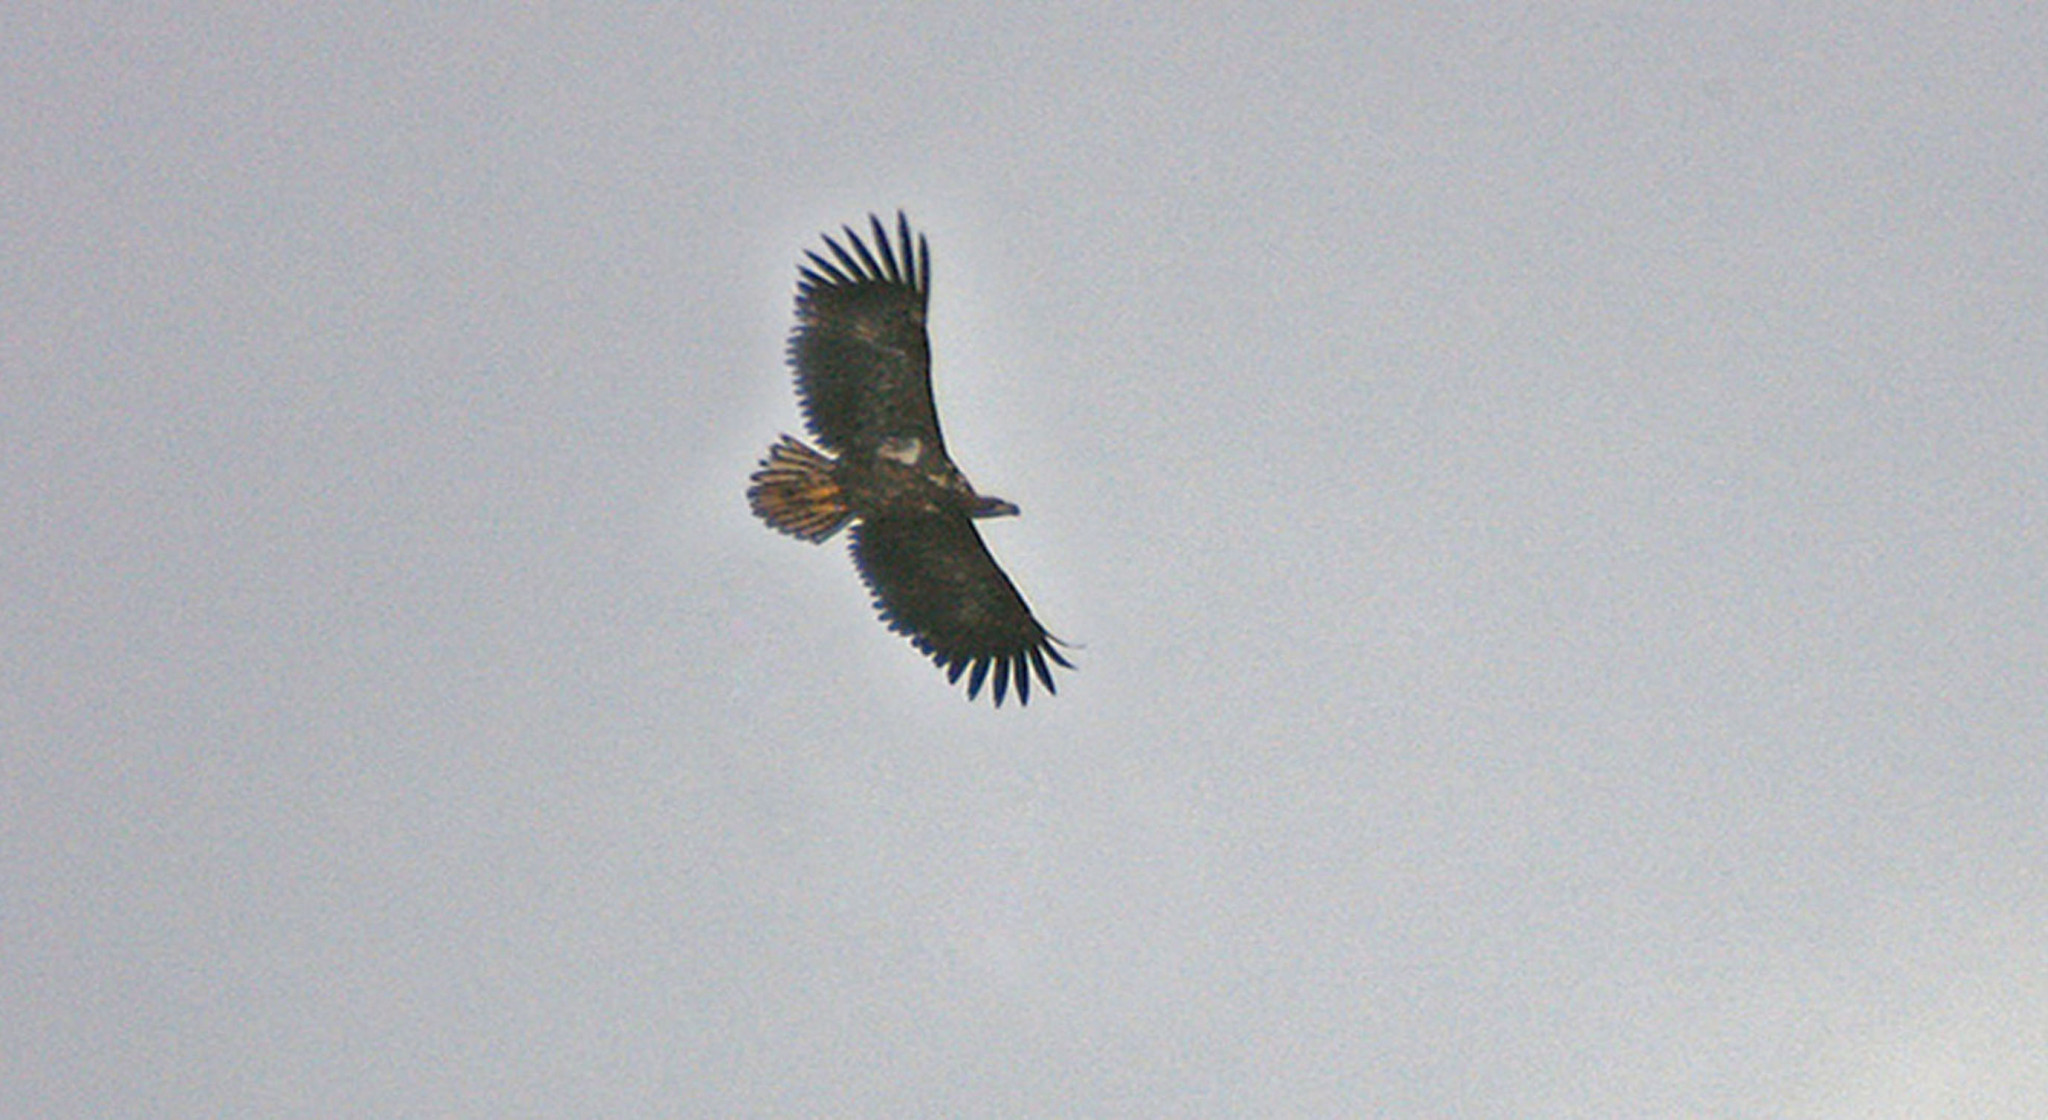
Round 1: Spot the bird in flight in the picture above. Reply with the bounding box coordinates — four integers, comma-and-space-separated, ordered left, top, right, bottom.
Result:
748, 213, 1070, 706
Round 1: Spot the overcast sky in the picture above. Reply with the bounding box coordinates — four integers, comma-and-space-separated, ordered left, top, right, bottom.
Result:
7, 4, 2046, 1116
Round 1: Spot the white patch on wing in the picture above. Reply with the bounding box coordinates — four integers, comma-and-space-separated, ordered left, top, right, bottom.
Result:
878, 436, 922, 465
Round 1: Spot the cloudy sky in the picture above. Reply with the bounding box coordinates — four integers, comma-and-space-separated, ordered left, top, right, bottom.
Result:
7, 4, 2045, 1116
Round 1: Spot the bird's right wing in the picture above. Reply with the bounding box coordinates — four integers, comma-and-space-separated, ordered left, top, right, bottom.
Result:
789, 213, 943, 455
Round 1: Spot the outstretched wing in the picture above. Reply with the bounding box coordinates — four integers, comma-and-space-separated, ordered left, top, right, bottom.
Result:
851, 513, 1070, 706
789, 213, 939, 455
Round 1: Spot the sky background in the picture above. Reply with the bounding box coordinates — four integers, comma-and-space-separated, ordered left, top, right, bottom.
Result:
7, 4, 2046, 1116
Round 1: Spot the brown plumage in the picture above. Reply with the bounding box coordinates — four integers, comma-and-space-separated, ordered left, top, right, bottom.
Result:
747, 214, 1070, 706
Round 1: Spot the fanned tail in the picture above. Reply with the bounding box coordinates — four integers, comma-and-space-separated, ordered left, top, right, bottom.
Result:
748, 436, 854, 542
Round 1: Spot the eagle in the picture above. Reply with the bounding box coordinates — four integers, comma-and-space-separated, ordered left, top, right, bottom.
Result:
747, 213, 1071, 706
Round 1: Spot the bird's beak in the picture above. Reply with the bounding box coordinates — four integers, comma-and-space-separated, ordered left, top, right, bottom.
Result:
972, 495, 1021, 519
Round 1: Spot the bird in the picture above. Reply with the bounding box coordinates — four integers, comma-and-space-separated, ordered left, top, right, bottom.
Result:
748, 213, 1071, 706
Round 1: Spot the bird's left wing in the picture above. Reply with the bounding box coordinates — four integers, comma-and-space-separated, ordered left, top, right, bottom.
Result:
851, 513, 1070, 706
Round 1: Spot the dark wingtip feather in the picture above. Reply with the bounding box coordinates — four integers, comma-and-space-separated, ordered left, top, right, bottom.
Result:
1028, 646, 1055, 695
867, 214, 898, 283
894, 212, 924, 293
948, 642, 1069, 707
800, 250, 849, 288
840, 223, 882, 280
824, 232, 866, 281
1044, 636, 1075, 670
796, 213, 927, 305
991, 657, 1013, 707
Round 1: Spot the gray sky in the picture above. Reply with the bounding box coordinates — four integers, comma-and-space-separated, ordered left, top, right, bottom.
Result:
7, 4, 2045, 1116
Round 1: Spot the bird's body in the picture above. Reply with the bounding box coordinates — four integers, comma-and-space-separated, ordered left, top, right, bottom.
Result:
748, 214, 1069, 706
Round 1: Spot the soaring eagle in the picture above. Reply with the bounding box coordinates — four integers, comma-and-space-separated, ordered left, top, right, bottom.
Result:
748, 214, 1070, 706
